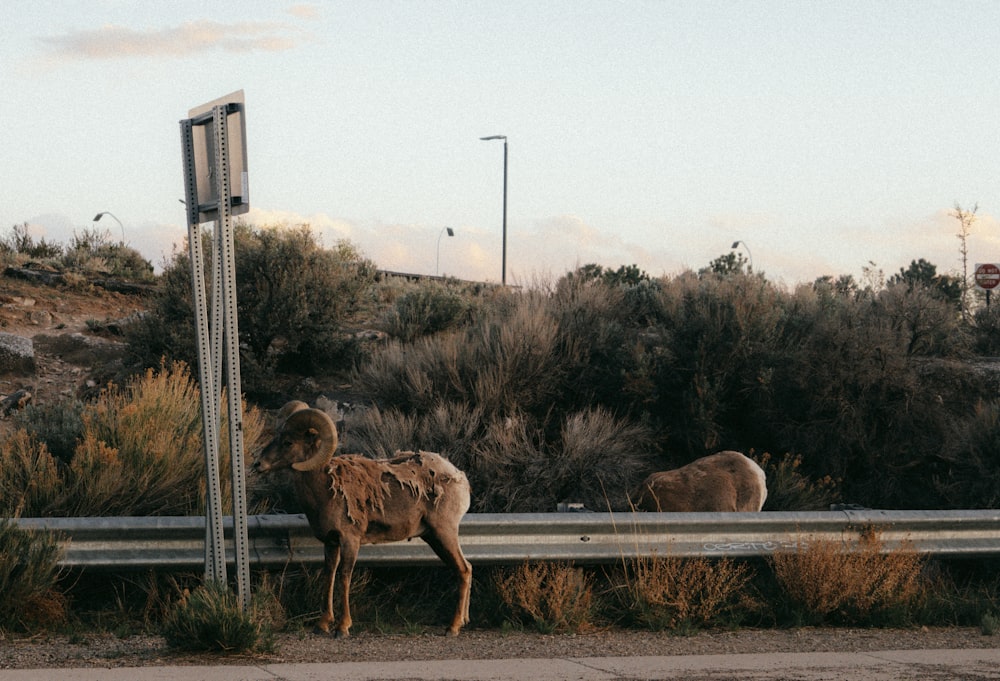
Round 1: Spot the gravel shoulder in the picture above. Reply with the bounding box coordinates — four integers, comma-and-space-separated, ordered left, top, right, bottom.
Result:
1, 626, 996, 669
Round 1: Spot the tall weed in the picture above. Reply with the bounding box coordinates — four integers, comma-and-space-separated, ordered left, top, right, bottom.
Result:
608, 554, 756, 631
493, 562, 595, 633
769, 532, 926, 625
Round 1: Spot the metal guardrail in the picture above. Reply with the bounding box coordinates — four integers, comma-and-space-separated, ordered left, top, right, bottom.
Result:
13, 509, 1000, 571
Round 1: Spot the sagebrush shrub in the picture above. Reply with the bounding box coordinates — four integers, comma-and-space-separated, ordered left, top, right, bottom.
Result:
935, 401, 1000, 509
162, 580, 278, 654
15, 361, 270, 517
14, 399, 85, 464
526, 408, 656, 512
757, 452, 839, 511
64, 227, 154, 281
0, 519, 65, 632
380, 282, 471, 341
0, 430, 62, 517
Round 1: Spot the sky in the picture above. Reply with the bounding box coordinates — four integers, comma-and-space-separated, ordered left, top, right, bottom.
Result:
2, 1, 999, 286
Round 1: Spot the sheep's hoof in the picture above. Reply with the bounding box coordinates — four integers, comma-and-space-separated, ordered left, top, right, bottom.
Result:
312, 625, 331, 636
445, 628, 461, 638
334, 629, 350, 639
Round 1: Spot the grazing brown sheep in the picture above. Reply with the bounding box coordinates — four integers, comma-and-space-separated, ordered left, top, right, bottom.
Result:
253, 404, 472, 637
632, 450, 767, 512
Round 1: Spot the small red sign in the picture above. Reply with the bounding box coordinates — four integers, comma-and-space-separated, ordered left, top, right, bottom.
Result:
974, 263, 1000, 291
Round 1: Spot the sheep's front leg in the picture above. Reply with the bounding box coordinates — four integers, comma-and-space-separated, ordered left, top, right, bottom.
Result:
334, 538, 360, 638
315, 542, 341, 635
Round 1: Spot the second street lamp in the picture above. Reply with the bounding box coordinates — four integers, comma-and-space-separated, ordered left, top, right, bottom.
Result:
731, 240, 753, 272
436, 227, 455, 276
480, 135, 507, 285
93, 211, 125, 244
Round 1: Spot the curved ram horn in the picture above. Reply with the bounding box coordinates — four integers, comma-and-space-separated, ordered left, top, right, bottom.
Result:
275, 400, 309, 427
288, 408, 339, 472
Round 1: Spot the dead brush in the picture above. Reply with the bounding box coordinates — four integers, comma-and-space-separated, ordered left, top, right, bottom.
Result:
608, 553, 756, 631
769, 530, 926, 624
493, 562, 595, 633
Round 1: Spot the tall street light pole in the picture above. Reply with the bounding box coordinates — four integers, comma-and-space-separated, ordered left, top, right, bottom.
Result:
93, 211, 126, 244
480, 135, 507, 285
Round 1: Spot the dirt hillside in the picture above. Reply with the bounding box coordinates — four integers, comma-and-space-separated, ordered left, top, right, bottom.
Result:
0, 273, 149, 424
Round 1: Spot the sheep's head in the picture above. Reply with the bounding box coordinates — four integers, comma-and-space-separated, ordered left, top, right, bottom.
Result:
255, 406, 338, 473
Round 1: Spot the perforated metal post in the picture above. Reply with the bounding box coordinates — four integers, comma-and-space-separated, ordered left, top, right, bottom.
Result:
179, 94, 252, 611
179, 119, 227, 585
211, 104, 251, 611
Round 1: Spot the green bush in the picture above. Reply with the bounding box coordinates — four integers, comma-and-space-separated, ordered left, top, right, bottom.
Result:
0, 519, 65, 632
64, 228, 154, 281
355, 289, 566, 417
972, 304, 1000, 355
13, 398, 85, 465
762, 282, 970, 507
0, 223, 154, 279
0, 223, 62, 261
162, 580, 278, 654
646, 269, 787, 455
934, 401, 1000, 509
125, 222, 377, 398
380, 282, 472, 341
757, 452, 839, 511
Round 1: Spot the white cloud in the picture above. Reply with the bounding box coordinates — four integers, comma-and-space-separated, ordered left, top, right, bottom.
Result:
36, 19, 312, 62
287, 4, 321, 21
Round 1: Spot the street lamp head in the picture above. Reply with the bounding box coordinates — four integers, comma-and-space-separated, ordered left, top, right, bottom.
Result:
446, 227, 455, 237
94, 212, 106, 221
480, 135, 506, 141
731, 241, 740, 249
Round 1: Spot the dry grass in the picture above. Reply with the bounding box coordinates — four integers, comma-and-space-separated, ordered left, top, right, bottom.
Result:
769, 531, 926, 624
0, 430, 62, 517
610, 554, 756, 631
493, 562, 596, 633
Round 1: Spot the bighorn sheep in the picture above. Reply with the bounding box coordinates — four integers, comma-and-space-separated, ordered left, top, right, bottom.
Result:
632, 450, 767, 512
253, 403, 472, 638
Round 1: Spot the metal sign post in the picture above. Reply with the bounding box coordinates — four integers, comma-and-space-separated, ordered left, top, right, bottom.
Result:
179, 90, 251, 610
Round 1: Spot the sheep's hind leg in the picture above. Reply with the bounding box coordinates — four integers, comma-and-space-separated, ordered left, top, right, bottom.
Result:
315, 543, 341, 635
334, 539, 360, 638
423, 530, 472, 636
